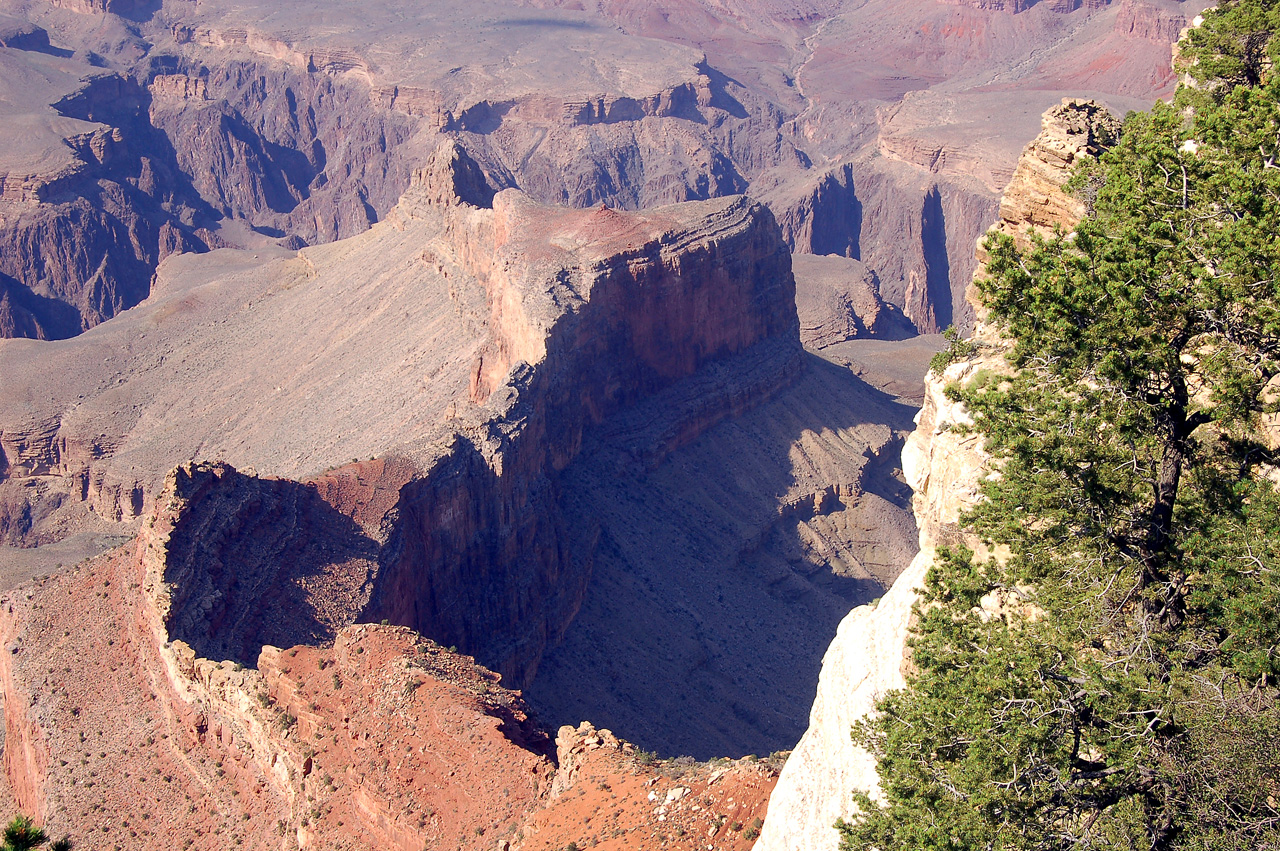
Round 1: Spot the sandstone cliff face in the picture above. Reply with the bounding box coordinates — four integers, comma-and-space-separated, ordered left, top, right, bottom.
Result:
753, 98, 1117, 851
0, 144, 801, 845
0, 139, 800, 690
986, 99, 1120, 246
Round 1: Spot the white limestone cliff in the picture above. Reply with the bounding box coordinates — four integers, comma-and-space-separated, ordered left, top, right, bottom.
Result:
754, 98, 1119, 851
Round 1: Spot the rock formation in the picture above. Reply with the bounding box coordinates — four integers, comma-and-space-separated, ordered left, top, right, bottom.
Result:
0, 0, 1202, 340
753, 98, 1119, 851
0, 548, 778, 850
0, 125, 931, 762
1, 138, 798, 683
0, 145, 802, 845
792, 254, 913, 347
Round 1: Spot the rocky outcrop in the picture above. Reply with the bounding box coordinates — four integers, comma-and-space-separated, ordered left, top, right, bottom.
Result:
520, 721, 777, 850
772, 161, 998, 334
141, 462, 384, 664
792, 254, 913, 346
753, 98, 1117, 851
0, 534, 779, 849
365, 171, 799, 688
987, 98, 1120, 247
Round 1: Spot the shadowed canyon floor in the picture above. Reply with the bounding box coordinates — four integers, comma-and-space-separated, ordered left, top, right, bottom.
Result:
531, 351, 922, 757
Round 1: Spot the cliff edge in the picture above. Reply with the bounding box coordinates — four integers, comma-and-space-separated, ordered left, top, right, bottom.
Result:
0, 140, 798, 849
753, 98, 1120, 851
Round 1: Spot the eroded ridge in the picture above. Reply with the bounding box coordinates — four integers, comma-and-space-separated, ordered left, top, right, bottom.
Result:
0, 141, 801, 846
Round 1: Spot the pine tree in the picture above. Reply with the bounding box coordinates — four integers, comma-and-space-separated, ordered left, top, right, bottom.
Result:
839, 2, 1280, 848
1, 816, 69, 851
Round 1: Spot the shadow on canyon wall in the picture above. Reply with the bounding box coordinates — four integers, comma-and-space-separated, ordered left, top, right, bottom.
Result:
526, 352, 920, 758
160, 466, 381, 665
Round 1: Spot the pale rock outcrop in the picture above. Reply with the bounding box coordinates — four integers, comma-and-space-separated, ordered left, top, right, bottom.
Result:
754, 98, 1115, 851
750, 353, 993, 851
987, 98, 1120, 246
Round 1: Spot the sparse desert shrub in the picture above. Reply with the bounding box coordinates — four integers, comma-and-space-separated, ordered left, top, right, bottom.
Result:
928, 325, 977, 374
2, 815, 73, 851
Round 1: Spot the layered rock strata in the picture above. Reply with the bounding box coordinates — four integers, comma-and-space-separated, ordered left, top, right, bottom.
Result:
0, 143, 799, 846
2, 140, 798, 691
0, 131, 929, 758
792, 254, 913, 348
0, 0, 1198, 341
0, 548, 778, 850
753, 98, 1119, 851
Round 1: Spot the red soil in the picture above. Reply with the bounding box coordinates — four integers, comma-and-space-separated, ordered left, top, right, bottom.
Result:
0, 545, 778, 851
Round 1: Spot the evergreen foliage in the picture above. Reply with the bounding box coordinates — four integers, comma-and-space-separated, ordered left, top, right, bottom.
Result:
930, 326, 979, 375
1, 816, 70, 851
839, 2, 1280, 848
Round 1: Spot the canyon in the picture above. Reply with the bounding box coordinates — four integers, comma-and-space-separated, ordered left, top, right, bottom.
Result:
0, 0, 1201, 339
0, 0, 1207, 848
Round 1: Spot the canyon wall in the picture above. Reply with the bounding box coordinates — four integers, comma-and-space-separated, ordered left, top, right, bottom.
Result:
0, 0, 1196, 342
772, 162, 999, 333
0, 47, 424, 339
753, 98, 1120, 851
0, 143, 801, 848
0, 142, 801, 691
366, 179, 799, 689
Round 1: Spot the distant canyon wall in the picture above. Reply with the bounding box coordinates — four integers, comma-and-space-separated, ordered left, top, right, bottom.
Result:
0, 0, 1107, 342
772, 161, 999, 334
0, 53, 420, 339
